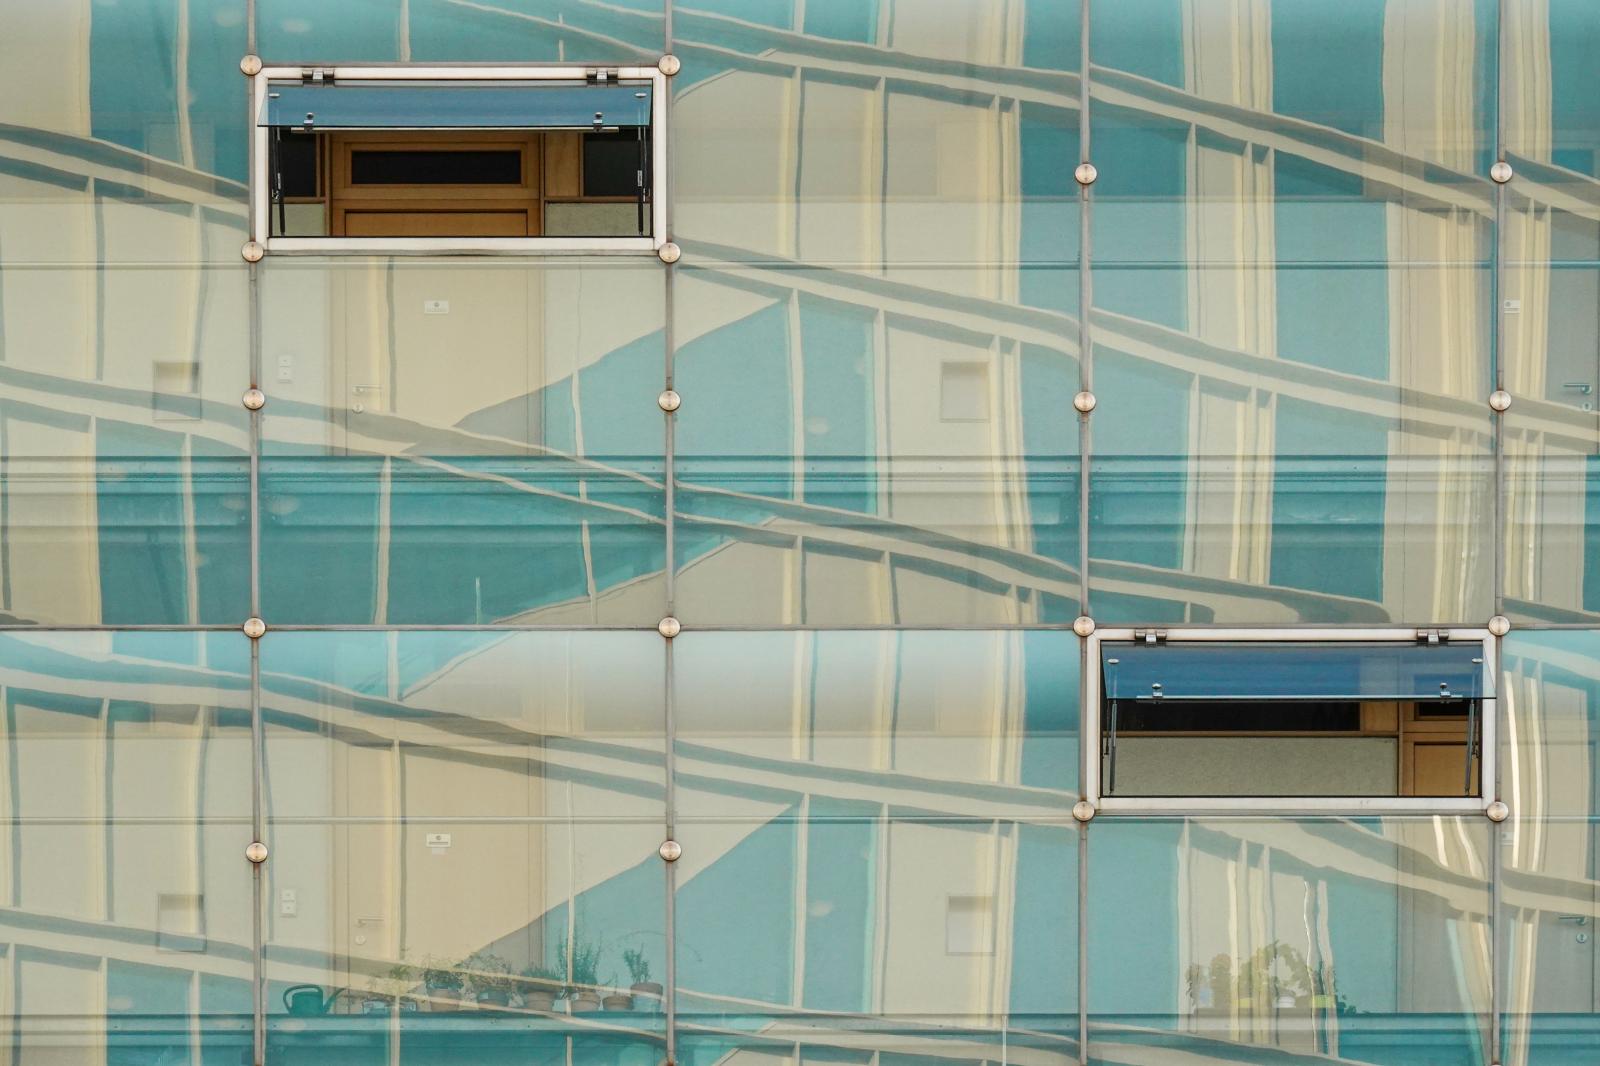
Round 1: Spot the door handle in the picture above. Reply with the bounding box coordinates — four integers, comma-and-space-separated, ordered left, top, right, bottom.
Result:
1555, 915, 1590, 925
1561, 383, 1594, 394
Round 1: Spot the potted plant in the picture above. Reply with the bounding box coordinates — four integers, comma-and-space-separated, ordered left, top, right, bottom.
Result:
463, 951, 516, 1009
421, 956, 465, 1009
559, 936, 603, 1013
623, 948, 662, 1008
364, 958, 420, 1014
519, 962, 565, 1012
601, 973, 633, 1012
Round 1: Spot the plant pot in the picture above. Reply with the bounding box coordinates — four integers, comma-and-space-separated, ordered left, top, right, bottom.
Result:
524, 990, 558, 1012
426, 985, 462, 1010
361, 996, 391, 1015
630, 983, 663, 1009
602, 993, 634, 1011
567, 991, 602, 1013
476, 989, 512, 1008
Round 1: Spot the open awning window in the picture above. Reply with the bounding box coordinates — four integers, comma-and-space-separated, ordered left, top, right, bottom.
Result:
259, 81, 653, 131
1102, 641, 1488, 703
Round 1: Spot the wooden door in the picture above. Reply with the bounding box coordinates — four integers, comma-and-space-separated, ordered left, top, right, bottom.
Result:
327, 131, 542, 237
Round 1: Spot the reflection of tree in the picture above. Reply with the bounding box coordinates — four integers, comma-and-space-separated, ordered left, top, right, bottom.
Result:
1184, 941, 1350, 1017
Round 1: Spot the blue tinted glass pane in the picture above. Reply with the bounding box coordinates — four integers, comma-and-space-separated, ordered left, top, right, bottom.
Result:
680, 817, 1078, 1064
1091, 0, 1183, 88
674, 631, 1079, 818
1270, 0, 1385, 137
803, 0, 878, 43
1089, 818, 1492, 1061
262, 83, 652, 130
260, 259, 665, 625
1089, 108, 1187, 330
0, 632, 252, 1063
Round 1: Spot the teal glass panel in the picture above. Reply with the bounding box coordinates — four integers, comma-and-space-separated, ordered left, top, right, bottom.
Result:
1086, 1, 1496, 624
262, 82, 653, 130
673, 265, 1079, 625
0, 265, 250, 625
1502, 5, 1600, 623
1088, 817, 1492, 1065
1498, 632, 1600, 1064
0, 632, 253, 1064
671, 1, 1079, 280
0, 2, 249, 258
261, 631, 666, 1063
257, 0, 665, 64
259, 258, 665, 625
677, 817, 1078, 1066
674, 631, 1078, 820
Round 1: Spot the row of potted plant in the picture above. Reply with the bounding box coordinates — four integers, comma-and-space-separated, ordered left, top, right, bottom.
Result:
370, 941, 662, 1014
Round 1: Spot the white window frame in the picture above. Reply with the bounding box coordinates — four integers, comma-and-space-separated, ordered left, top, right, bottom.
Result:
1082, 627, 1497, 816
250, 65, 668, 256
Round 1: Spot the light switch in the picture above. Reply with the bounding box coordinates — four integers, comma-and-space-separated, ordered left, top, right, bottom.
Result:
277, 355, 293, 383
423, 299, 450, 315
279, 888, 298, 917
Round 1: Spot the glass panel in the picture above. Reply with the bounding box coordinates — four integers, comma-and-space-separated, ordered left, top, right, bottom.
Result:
672, 0, 1080, 289
1088, 817, 1492, 1064
1104, 641, 1488, 702
1087, 2, 1496, 624
261, 631, 666, 1062
677, 816, 1078, 1066
259, 258, 665, 625
0, 1, 249, 258
673, 265, 1079, 625
257, 0, 666, 64
1502, 1, 1600, 623
0, 632, 254, 1063
675, 631, 1079, 820
262, 83, 653, 131
0, 264, 251, 624
1500, 632, 1600, 1064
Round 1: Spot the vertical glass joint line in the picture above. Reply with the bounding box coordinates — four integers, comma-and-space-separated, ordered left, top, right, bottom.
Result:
1489, 5, 1506, 1063
250, 641, 264, 1066
1076, 11, 1093, 1065
663, 6, 678, 1060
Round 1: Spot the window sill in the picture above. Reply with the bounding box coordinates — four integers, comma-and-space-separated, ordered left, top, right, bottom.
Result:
263, 236, 661, 256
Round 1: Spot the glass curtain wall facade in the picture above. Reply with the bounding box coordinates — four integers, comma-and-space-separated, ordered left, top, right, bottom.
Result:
0, 2, 1593, 1065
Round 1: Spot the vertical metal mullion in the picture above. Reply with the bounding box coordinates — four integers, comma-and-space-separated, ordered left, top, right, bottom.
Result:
1076, 4, 1093, 1066
245, 4, 264, 1065
1490, 4, 1507, 1064
661, 6, 679, 1063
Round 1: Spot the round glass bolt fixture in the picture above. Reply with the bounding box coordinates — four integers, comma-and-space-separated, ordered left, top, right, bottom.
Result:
1490, 161, 1514, 184
659, 840, 682, 862
242, 617, 266, 639
1486, 800, 1509, 823
1488, 615, 1511, 637
1074, 162, 1097, 186
658, 389, 682, 413
240, 54, 263, 77
1072, 616, 1096, 637
241, 241, 265, 263
1071, 800, 1096, 823
1489, 390, 1512, 413
658, 242, 681, 265
1073, 390, 1097, 414
242, 388, 266, 411
245, 841, 269, 863
658, 54, 682, 77
657, 616, 681, 639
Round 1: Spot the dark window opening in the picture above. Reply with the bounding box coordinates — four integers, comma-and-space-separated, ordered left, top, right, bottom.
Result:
349, 149, 522, 185
1099, 641, 1488, 800
583, 130, 647, 197
277, 133, 318, 197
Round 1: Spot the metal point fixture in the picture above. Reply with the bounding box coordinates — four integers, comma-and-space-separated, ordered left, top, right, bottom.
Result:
1489, 389, 1512, 413
242, 617, 267, 639
1074, 162, 1097, 186
658, 54, 682, 77
240, 54, 263, 77
1071, 800, 1096, 823
658, 839, 682, 862
1488, 615, 1511, 637
1486, 800, 1510, 823
657, 616, 681, 639
245, 841, 269, 863
1072, 616, 1096, 637
241, 241, 265, 263
1073, 390, 1097, 414
1490, 161, 1514, 184
242, 388, 266, 411
657, 242, 681, 265
658, 389, 682, 413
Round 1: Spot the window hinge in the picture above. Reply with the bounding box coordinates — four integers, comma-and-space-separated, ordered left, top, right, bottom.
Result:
1134, 629, 1167, 644
586, 67, 621, 84
1416, 628, 1445, 644
300, 67, 334, 85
